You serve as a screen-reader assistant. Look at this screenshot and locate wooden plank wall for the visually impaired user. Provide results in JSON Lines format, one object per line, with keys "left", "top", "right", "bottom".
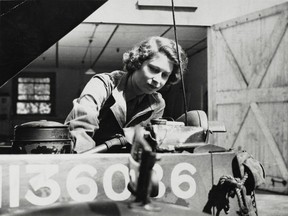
{"left": 208, "top": 2, "right": 288, "bottom": 194}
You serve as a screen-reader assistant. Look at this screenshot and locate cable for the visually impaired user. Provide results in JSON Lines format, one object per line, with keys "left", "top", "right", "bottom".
{"left": 0, "top": 0, "right": 28, "bottom": 17}
{"left": 81, "top": 24, "right": 98, "bottom": 64}
{"left": 171, "top": 0, "right": 188, "bottom": 126}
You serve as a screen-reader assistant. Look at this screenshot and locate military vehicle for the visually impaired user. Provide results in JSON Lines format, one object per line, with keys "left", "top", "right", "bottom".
{"left": 0, "top": 1, "right": 265, "bottom": 215}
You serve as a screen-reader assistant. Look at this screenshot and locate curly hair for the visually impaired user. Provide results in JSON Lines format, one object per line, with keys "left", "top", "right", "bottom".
{"left": 122, "top": 36, "right": 188, "bottom": 85}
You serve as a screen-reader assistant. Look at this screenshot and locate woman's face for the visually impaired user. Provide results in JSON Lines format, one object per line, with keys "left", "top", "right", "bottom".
{"left": 132, "top": 52, "right": 173, "bottom": 94}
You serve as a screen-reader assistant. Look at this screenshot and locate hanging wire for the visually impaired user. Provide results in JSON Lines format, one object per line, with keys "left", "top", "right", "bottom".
{"left": 0, "top": 0, "right": 28, "bottom": 17}
{"left": 81, "top": 24, "right": 98, "bottom": 64}
{"left": 171, "top": 0, "right": 188, "bottom": 126}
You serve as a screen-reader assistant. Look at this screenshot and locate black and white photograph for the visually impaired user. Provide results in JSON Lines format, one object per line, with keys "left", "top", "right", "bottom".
{"left": 0, "top": 0, "right": 287, "bottom": 215}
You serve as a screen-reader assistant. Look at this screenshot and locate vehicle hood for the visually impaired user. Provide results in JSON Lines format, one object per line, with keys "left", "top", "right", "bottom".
{"left": 0, "top": 0, "right": 107, "bottom": 87}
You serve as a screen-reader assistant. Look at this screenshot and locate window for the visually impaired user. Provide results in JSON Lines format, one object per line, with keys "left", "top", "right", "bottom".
{"left": 13, "top": 72, "right": 55, "bottom": 115}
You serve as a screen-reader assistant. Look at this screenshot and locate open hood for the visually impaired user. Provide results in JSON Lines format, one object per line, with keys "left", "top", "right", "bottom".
{"left": 0, "top": 0, "right": 107, "bottom": 87}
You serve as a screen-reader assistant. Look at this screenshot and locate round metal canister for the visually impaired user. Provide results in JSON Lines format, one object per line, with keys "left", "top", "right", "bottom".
{"left": 12, "top": 120, "right": 73, "bottom": 154}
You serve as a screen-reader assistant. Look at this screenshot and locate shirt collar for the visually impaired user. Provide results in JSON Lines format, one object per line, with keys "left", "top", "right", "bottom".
{"left": 109, "top": 73, "right": 159, "bottom": 127}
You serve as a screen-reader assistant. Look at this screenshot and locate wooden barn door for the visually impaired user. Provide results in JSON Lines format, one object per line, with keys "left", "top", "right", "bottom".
{"left": 208, "top": 2, "right": 288, "bottom": 194}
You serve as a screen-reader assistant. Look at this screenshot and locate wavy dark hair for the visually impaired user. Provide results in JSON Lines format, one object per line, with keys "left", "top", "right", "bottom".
{"left": 122, "top": 36, "right": 188, "bottom": 85}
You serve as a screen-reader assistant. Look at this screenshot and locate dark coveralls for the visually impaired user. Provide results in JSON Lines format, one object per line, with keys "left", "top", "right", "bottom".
{"left": 65, "top": 70, "right": 165, "bottom": 153}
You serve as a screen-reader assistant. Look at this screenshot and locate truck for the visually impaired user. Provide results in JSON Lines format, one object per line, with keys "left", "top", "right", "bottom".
{"left": 0, "top": 0, "right": 269, "bottom": 215}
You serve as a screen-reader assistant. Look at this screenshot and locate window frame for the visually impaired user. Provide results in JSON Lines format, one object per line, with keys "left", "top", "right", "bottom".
{"left": 12, "top": 72, "right": 56, "bottom": 116}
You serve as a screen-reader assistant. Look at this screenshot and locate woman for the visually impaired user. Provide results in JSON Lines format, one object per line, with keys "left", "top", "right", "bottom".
{"left": 65, "top": 36, "right": 188, "bottom": 153}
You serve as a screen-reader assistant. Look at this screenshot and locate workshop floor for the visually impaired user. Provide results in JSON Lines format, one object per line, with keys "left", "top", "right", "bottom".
{"left": 255, "top": 190, "right": 288, "bottom": 216}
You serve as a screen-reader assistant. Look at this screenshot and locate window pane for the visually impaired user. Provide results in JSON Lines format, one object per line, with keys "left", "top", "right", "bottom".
{"left": 18, "top": 95, "right": 28, "bottom": 100}
{"left": 35, "top": 78, "right": 50, "bottom": 83}
{"left": 34, "top": 95, "right": 50, "bottom": 100}
{"left": 17, "top": 102, "right": 29, "bottom": 114}
{"left": 18, "top": 77, "right": 34, "bottom": 83}
{"left": 18, "top": 83, "right": 34, "bottom": 94}
{"left": 39, "top": 103, "right": 51, "bottom": 114}
{"left": 34, "top": 84, "right": 50, "bottom": 94}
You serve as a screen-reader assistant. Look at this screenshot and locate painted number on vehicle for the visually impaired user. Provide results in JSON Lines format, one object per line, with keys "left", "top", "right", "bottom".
{"left": 0, "top": 162, "right": 197, "bottom": 208}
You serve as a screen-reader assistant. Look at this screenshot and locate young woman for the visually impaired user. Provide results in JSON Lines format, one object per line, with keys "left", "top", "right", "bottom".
{"left": 65, "top": 36, "right": 188, "bottom": 153}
